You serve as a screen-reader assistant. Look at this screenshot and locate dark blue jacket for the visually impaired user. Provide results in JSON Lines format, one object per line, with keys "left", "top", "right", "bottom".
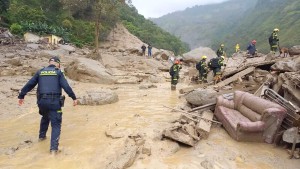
{"left": 247, "top": 43, "right": 256, "bottom": 55}
{"left": 18, "top": 65, "right": 76, "bottom": 100}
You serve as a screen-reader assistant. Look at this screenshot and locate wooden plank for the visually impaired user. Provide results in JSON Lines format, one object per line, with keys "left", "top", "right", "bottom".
{"left": 189, "top": 102, "right": 216, "bottom": 112}
{"left": 216, "top": 66, "right": 255, "bottom": 88}
{"left": 196, "top": 110, "right": 214, "bottom": 139}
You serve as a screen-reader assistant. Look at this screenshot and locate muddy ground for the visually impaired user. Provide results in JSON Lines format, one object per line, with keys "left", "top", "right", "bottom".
{"left": 0, "top": 76, "right": 299, "bottom": 169}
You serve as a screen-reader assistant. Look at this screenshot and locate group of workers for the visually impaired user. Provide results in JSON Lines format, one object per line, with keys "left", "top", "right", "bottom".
{"left": 170, "top": 28, "right": 281, "bottom": 90}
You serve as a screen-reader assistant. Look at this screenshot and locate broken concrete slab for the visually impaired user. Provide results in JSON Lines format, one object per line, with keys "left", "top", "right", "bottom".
{"left": 163, "top": 129, "right": 197, "bottom": 146}
{"left": 215, "top": 67, "right": 255, "bottom": 88}
{"left": 196, "top": 110, "right": 214, "bottom": 139}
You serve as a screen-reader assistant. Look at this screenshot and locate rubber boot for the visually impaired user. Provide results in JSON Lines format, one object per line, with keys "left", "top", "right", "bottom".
{"left": 171, "top": 85, "right": 176, "bottom": 90}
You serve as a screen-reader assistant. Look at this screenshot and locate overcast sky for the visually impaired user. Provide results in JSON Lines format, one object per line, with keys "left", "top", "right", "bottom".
{"left": 131, "top": 0, "right": 228, "bottom": 18}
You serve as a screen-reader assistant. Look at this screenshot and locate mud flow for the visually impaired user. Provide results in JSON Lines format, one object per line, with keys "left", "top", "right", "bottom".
{"left": 1, "top": 81, "right": 299, "bottom": 169}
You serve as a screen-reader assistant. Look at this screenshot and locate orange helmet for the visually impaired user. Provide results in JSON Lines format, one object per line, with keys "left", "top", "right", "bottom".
{"left": 174, "top": 60, "right": 180, "bottom": 64}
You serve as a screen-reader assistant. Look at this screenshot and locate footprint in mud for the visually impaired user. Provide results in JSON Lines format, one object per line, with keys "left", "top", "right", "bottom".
{"left": 5, "top": 139, "right": 33, "bottom": 155}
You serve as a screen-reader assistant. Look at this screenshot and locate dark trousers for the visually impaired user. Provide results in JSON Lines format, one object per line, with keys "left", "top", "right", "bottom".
{"left": 38, "top": 97, "right": 62, "bottom": 151}
{"left": 148, "top": 50, "right": 152, "bottom": 56}
{"left": 199, "top": 69, "right": 207, "bottom": 81}
{"left": 171, "top": 75, "right": 179, "bottom": 85}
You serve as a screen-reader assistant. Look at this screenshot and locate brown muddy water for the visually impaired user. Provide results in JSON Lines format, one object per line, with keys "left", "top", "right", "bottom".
{"left": 0, "top": 81, "right": 299, "bottom": 169}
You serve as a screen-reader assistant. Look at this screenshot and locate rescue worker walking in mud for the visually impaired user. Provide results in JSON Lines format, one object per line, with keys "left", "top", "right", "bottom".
{"left": 216, "top": 44, "right": 226, "bottom": 57}
{"left": 269, "top": 28, "right": 280, "bottom": 54}
{"left": 169, "top": 59, "right": 182, "bottom": 90}
{"left": 196, "top": 56, "right": 208, "bottom": 83}
{"left": 18, "top": 56, "right": 77, "bottom": 155}
{"left": 208, "top": 56, "right": 226, "bottom": 84}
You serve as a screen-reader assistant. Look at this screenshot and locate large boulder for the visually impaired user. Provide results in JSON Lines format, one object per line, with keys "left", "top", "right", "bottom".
{"left": 77, "top": 89, "right": 118, "bottom": 105}
{"left": 271, "top": 56, "right": 300, "bottom": 72}
{"left": 289, "top": 45, "right": 300, "bottom": 56}
{"left": 185, "top": 88, "right": 217, "bottom": 106}
{"left": 183, "top": 47, "right": 217, "bottom": 63}
{"left": 65, "top": 57, "right": 116, "bottom": 84}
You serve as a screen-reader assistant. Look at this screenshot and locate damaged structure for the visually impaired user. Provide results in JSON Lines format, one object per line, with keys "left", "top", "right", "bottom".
{"left": 163, "top": 52, "right": 300, "bottom": 159}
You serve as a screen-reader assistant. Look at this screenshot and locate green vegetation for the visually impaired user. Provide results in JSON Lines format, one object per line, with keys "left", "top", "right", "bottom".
{"left": 0, "top": 0, "right": 189, "bottom": 54}
{"left": 120, "top": 5, "right": 189, "bottom": 55}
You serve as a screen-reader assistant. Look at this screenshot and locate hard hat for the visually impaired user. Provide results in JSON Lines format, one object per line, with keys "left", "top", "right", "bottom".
{"left": 274, "top": 28, "right": 279, "bottom": 32}
{"left": 174, "top": 60, "right": 180, "bottom": 64}
{"left": 202, "top": 55, "right": 207, "bottom": 59}
{"left": 221, "top": 44, "right": 224, "bottom": 47}
{"left": 49, "top": 56, "right": 61, "bottom": 63}
{"left": 252, "top": 40, "right": 257, "bottom": 44}
{"left": 220, "top": 56, "right": 225, "bottom": 59}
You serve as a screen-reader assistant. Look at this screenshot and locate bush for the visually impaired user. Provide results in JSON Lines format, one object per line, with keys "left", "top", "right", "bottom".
{"left": 10, "top": 23, "right": 23, "bottom": 35}
{"left": 62, "top": 19, "right": 72, "bottom": 29}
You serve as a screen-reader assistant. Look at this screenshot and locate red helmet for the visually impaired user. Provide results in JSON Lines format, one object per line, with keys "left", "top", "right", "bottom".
{"left": 252, "top": 40, "right": 257, "bottom": 44}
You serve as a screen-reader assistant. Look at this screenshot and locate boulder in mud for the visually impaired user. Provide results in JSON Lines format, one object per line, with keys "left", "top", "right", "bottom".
{"left": 185, "top": 88, "right": 217, "bottom": 106}
{"left": 139, "top": 83, "right": 157, "bottom": 89}
{"left": 77, "top": 89, "right": 118, "bottom": 106}
{"left": 65, "top": 58, "right": 116, "bottom": 84}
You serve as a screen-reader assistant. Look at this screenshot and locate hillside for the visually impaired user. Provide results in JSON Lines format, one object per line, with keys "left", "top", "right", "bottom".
{"left": 0, "top": 0, "right": 188, "bottom": 54}
{"left": 152, "top": 0, "right": 300, "bottom": 55}
{"left": 224, "top": 0, "right": 300, "bottom": 54}
{"left": 152, "top": 0, "right": 257, "bottom": 50}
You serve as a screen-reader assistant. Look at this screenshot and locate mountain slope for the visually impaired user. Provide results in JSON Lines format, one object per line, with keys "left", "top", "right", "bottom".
{"left": 152, "top": 0, "right": 257, "bottom": 50}
{"left": 152, "top": 0, "right": 300, "bottom": 54}
{"left": 223, "top": 0, "right": 300, "bottom": 54}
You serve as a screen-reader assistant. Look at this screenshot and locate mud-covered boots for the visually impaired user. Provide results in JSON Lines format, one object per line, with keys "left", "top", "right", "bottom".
{"left": 171, "top": 85, "right": 176, "bottom": 90}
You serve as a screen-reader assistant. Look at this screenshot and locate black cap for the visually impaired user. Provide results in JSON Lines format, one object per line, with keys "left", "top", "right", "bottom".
{"left": 49, "top": 56, "right": 60, "bottom": 63}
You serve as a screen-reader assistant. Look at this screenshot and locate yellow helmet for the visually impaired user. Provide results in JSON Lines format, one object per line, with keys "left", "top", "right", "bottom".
{"left": 202, "top": 55, "right": 207, "bottom": 59}
{"left": 274, "top": 28, "right": 279, "bottom": 32}
{"left": 221, "top": 44, "right": 225, "bottom": 47}
{"left": 221, "top": 56, "right": 225, "bottom": 59}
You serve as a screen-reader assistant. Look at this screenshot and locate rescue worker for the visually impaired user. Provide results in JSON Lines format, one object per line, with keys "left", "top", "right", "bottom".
{"left": 170, "top": 59, "right": 182, "bottom": 90}
{"left": 212, "top": 56, "right": 226, "bottom": 83}
{"left": 235, "top": 43, "right": 240, "bottom": 53}
{"left": 247, "top": 40, "right": 257, "bottom": 57}
{"left": 216, "top": 44, "right": 226, "bottom": 57}
{"left": 18, "top": 56, "right": 77, "bottom": 155}
{"left": 269, "top": 28, "right": 279, "bottom": 54}
{"left": 141, "top": 44, "right": 146, "bottom": 56}
{"left": 197, "top": 55, "right": 208, "bottom": 83}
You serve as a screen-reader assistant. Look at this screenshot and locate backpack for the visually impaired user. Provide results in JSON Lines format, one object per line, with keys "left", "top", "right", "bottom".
{"left": 268, "top": 34, "right": 273, "bottom": 44}
{"left": 208, "top": 58, "right": 219, "bottom": 69}
{"left": 169, "top": 65, "right": 175, "bottom": 76}
{"left": 196, "top": 62, "right": 201, "bottom": 70}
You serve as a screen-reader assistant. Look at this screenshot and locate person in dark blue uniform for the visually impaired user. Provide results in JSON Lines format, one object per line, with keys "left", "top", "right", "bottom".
{"left": 18, "top": 56, "right": 77, "bottom": 154}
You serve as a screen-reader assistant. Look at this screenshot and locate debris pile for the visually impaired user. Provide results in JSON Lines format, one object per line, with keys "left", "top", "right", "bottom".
{"left": 162, "top": 110, "right": 218, "bottom": 146}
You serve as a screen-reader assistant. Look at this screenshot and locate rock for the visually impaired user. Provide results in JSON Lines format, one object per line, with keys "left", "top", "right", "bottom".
{"left": 5, "top": 58, "right": 22, "bottom": 66}
{"left": 185, "top": 88, "right": 217, "bottom": 106}
{"left": 163, "top": 128, "right": 196, "bottom": 146}
{"left": 58, "top": 44, "right": 76, "bottom": 53}
{"left": 148, "top": 75, "right": 164, "bottom": 83}
{"left": 5, "top": 53, "right": 15, "bottom": 59}
{"left": 77, "top": 89, "right": 119, "bottom": 105}
{"left": 289, "top": 45, "right": 300, "bottom": 56}
{"left": 139, "top": 84, "right": 157, "bottom": 89}
{"left": 142, "top": 144, "right": 151, "bottom": 156}
{"left": 183, "top": 47, "right": 217, "bottom": 63}
{"left": 271, "top": 57, "right": 300, "bottom": 72}
{"left": 106, "top": 138, "right": 138, "bottom": 169}
{"left": 65, "top": 58, "right": 116, "bottom": 84}
{"left": 283, "top": 127, "right": 300, "bottom": 143}
{"left": 24, "top": 32, "right": 40, "bottom": 43}
{"left": 42, "top": 49, "right": 69, "bottom": 57}
{"left": 26, "top": 44, "right": 41, "bottom": 50}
